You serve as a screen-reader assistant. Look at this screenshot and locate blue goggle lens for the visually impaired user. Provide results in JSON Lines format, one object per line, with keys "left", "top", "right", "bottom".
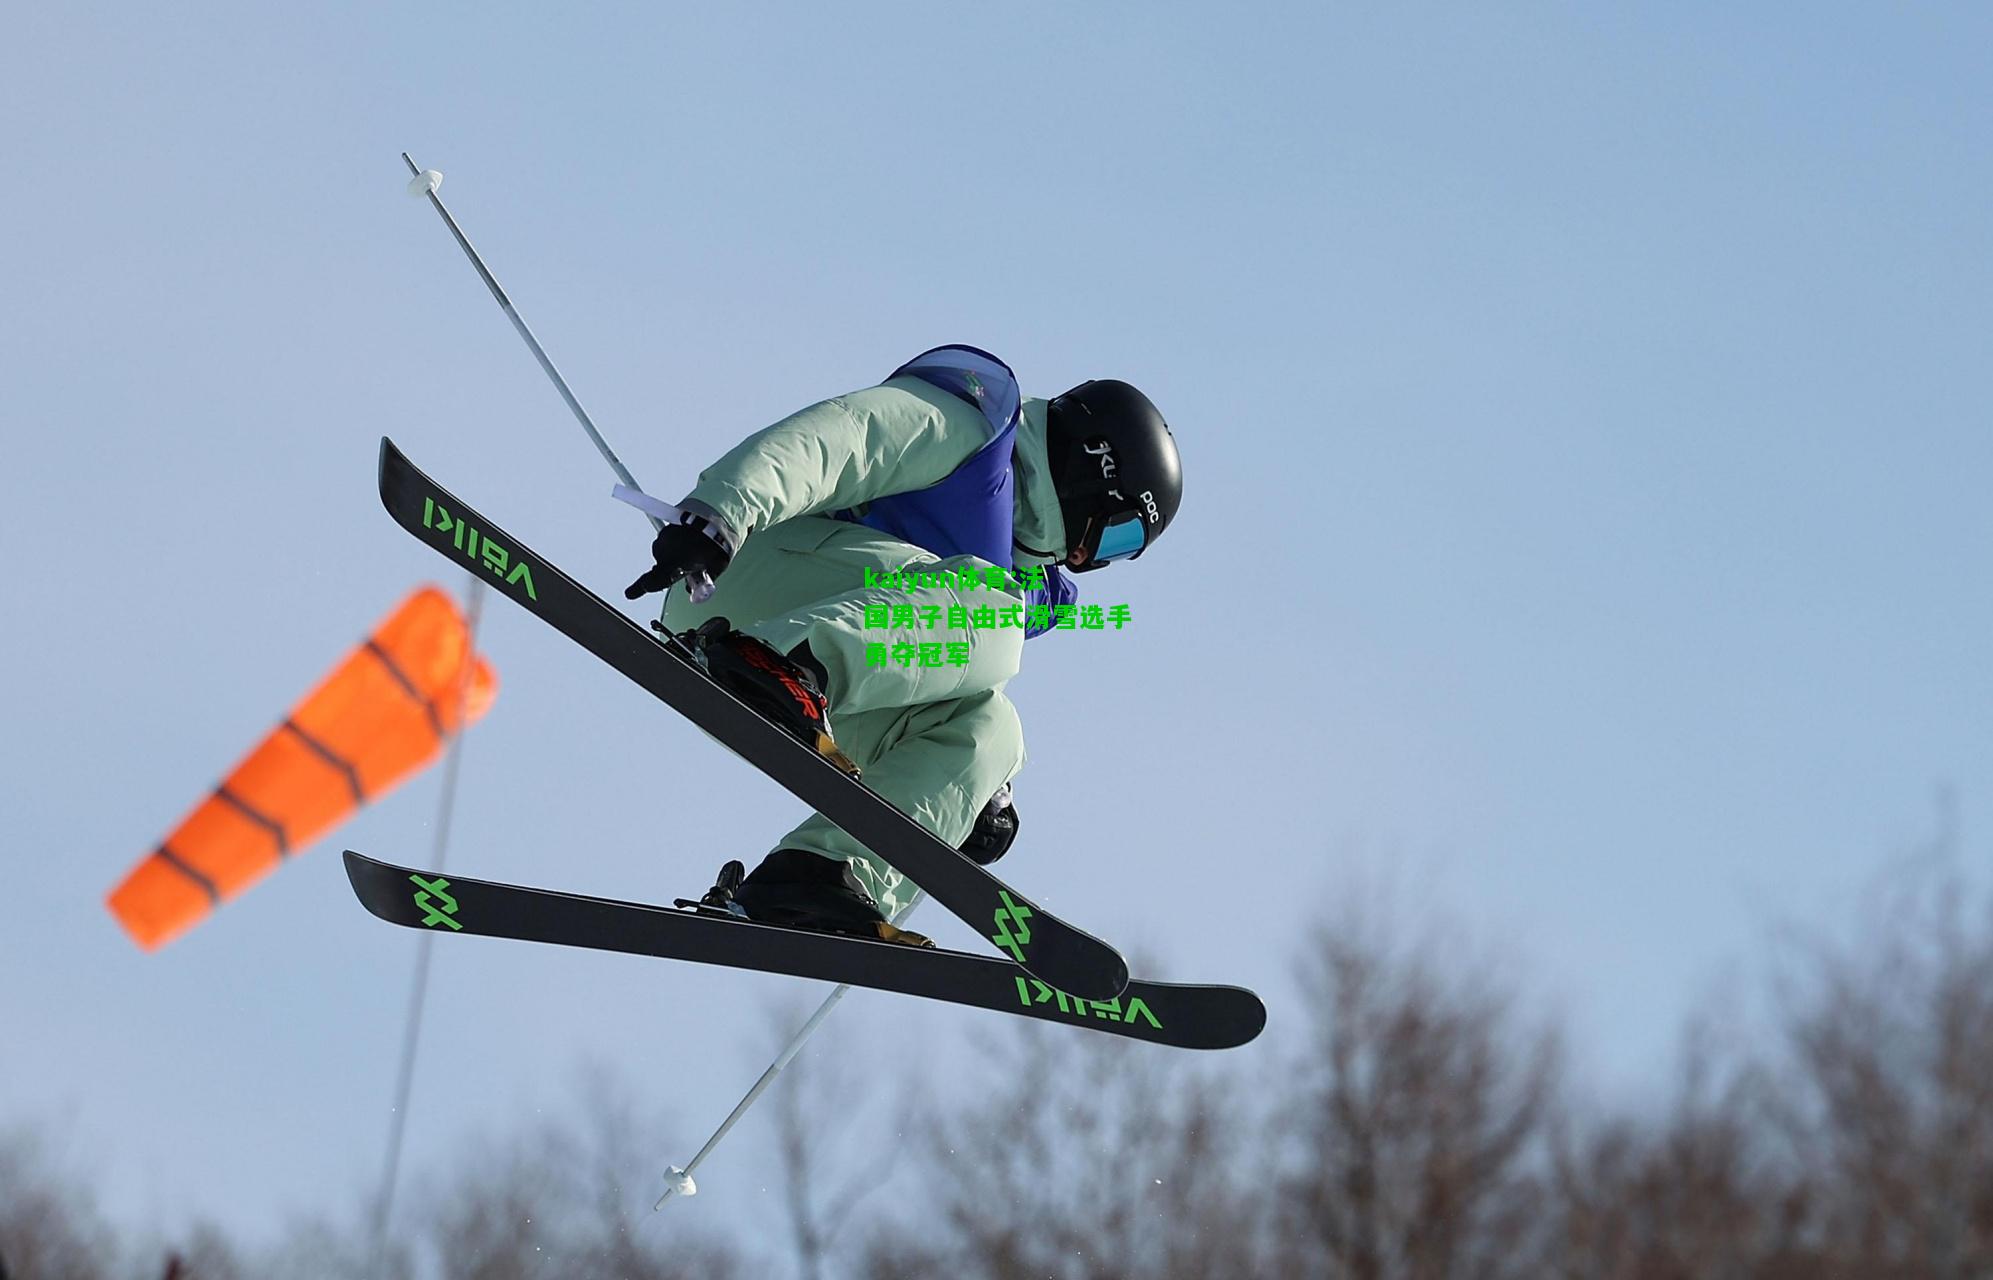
{"left": 1093, "top": 516, "right": 1148, "bottom": 563}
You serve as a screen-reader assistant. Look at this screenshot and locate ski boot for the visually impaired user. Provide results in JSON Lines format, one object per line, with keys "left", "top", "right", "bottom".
{"left": 662, "top": 617, "right": 861, "bottom": 777}
{"left": 679, "top": 858, "right": 750, "bottom": 919}
{"left": 730, "top": 848, "right": 934, "bottom": 948}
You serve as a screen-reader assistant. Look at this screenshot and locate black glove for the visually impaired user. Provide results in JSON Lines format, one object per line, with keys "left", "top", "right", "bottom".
{"left": 961, "top": 786, "right": 1020, "bottom": 865}
{"left": 625, "top": 518, "right": 732, "bottom": 600}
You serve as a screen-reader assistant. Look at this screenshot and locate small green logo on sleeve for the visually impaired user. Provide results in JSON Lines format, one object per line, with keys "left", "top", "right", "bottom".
{"left": 990, "top": 890, "right": 1033, "bottom": 962}
{"left": 423, "top": 496, "right": 538, "bottom": 600}
{"left": 410, "top": 874, "right": 462, "bottom": 930}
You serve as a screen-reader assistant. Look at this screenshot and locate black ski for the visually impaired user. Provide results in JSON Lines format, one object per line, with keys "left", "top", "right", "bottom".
{"left": 344, "top": 852, "right": 1263, "bottom": 1050}
{"left": 377, "top": 437, "right": 1130, "bottom": 999}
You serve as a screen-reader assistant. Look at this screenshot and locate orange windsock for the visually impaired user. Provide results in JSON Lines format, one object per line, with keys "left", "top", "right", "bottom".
{"left": 108, "top": 585, "right": 497, "bottom": 950}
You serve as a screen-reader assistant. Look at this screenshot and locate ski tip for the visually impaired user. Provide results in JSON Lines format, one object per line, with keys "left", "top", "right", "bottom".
{"left": 1237, "top": 989, "right": 1269, "bottom": 1046}
{"left": 341, "top": 849, "right": 415, "bottom": 925}
{"left": 1158, "top": 984, "right": 1267, "bottom": 1051}
{"left": 377, "top": 436, "right": 404, "bottom": 491}
{"left": 1048, "top": 947, "right": 1131, "bottom": 1003}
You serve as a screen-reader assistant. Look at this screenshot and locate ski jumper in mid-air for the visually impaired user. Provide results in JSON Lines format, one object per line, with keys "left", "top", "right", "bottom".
{"left": 625, "top": 346, "right": 1181, "bottom": 945}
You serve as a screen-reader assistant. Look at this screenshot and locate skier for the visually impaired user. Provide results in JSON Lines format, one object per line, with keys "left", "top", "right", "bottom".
{"left": 624, "top": 346, "right": 1181, "bottom": 946}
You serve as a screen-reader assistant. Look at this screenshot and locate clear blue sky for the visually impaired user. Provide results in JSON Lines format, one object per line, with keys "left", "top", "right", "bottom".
{"left": 4, "top": 0, "right": 1988, "bottom": 1264}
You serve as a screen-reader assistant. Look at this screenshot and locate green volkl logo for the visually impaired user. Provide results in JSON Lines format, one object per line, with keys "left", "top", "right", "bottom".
{"left": 422, "top": 496, "right": 539, "bottom": 600}
{"left": 990, "top": 889, "right": 1033, "bottom": 962}
{"left": 410, "top": 874, "right": 462, "bottom": 930}
{"left": 1014, "top": 977, "right": 1162, "bottom": 1029}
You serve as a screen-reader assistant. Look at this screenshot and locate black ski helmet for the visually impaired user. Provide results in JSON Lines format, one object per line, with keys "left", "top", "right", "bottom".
{"left": 1043, "top": 379, "right": 1182, "bottom": 571}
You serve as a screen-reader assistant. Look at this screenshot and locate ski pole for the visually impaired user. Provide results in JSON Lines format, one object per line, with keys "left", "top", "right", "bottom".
{"left": 655, "top": 891, "right": 926, "bottom": 1210}
{"left": 400, "top": 153, "right": 716, "bottom": 600}
{"left": 403, "top": 153, "right": 639, "bottom": 491}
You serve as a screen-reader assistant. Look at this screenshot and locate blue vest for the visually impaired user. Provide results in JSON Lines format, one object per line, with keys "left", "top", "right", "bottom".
{"left": 841, "top": 345, "right": 1076, "bottom": 639}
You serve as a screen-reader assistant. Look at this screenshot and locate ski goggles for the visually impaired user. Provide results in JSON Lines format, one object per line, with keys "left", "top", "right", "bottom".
{"left": 1074, "top": 509, "right": 1148, "bottom": 570}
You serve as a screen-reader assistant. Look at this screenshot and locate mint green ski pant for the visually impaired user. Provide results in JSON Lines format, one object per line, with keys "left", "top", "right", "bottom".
{"left": 661, "top": 515, "right": 1026, "bottom": 918}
